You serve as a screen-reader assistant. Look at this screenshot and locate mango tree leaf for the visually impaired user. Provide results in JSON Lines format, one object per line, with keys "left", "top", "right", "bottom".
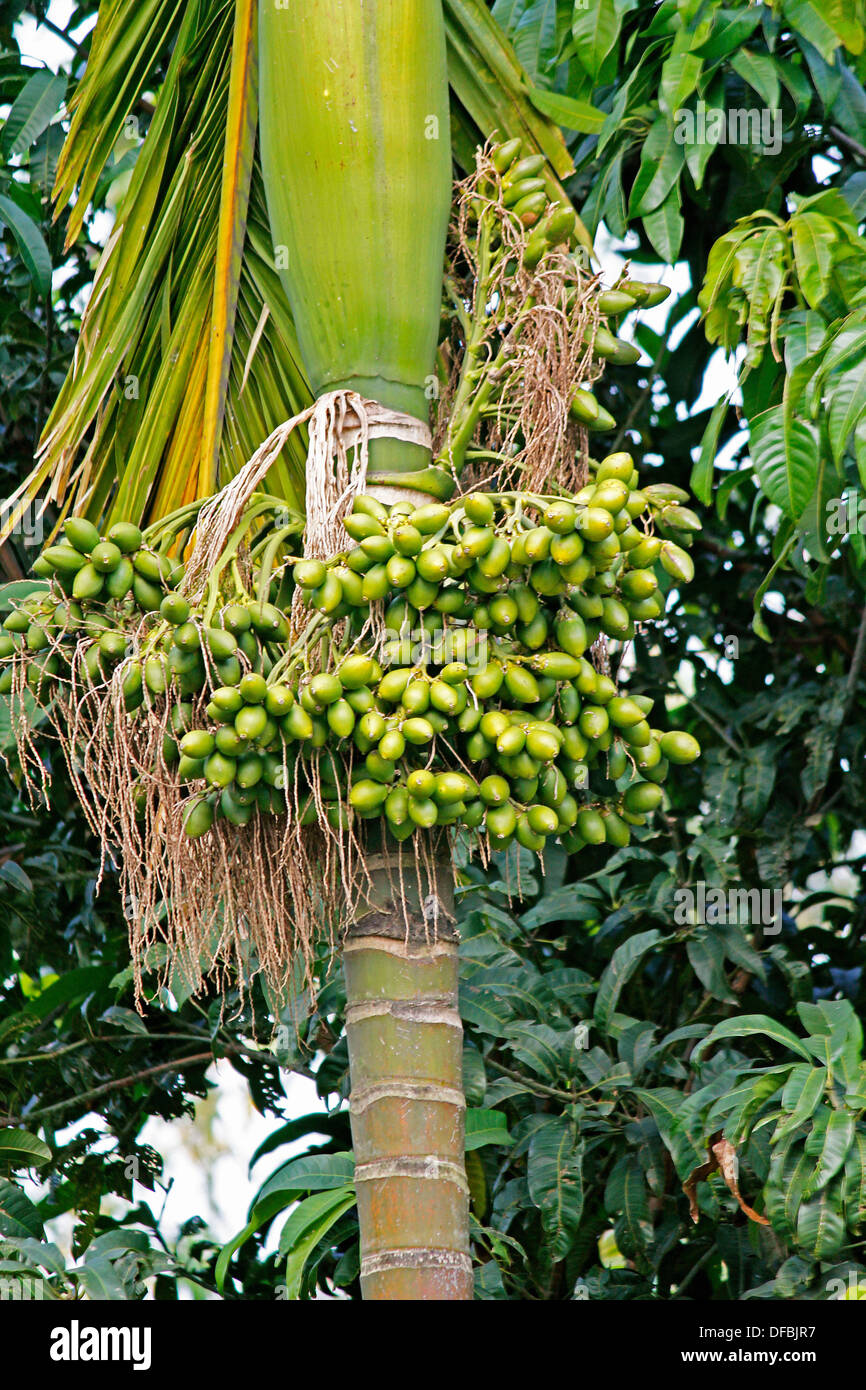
{"left": 643, "top": 185, "right": 684, "bottom": 262}
{"left": 691, "top": 392, "right": 730, "bottom": 504}
{"left": 797, "top": 445, "right": 837, "bottom": 565}
{"left": 740, "top": 744, "right": 779, "bottom": 821}
{"left": 605, "top": 1154, "right": 653, "bottom": 1254}
{"left": 773, "top": 54, "right": 813, "bottom": 114}
{"left": 709, "top": 1073, "right": 787, "bottom": 1143}
{"left": 766, "top": 1135, "right": 811, "bottom": 1238}
{"left": 730, "top": 49, "right": 780, "bottom": 109}
{"left": 526, "top": 1117, "right": 583, "bottom": 1258}
{"left": 255, "top": 1151, "right": 355, "bottom": 1207}
{"left": 784, "top": 0, "right": 846, "bottom": 64}
{"left": 278, "top": 1186, "right": 357, "bottom": 1300}
{"left": 0, "top": 862, "right": 33, "bottom": 895}
{"left": 842, "top": 1132, "right": 866, "bottom": 1224}
{"left": 465, "top": 1108, "right": 514, "bottom": 1151}
{"left": 791, "top": 212, "right": 837, "bottom": 308}
{"left": 520, "top": 884, "right": 603, "bottom": 927}
{"left": 821, "top": 0, "right": 865, "bottom": 51}
{"left": 570, "top": 0, "right": 620, "bottom": 82}
{"left": 840, "top": 171, "right": 866, "bottom": 222}
{"left": 695, "top": 6, "right": 763, "bottom": 60}
{"left": 633, "top": 1088, "right": 706, "bottom": 1179}
{"left": 796, "top": 1189, "right": 847, "bottom": 1258}
{"left": 76, "top": 1252, "right": 128, "bottom": 1301}
{"left": 751, "top": 520, "right": 797, "bottom": 641}
{"left": 796, "top": 998, "right": 862, "bottom": 1050}
{"left": 827, "top": 363, "right": 866, "bottom": 464}
{"left": 505, "top": 1022, "right": 571, "bottom": 1081}
{"left": 750, "top": 403, "right": 819, "bottom": 520}
{"left": 0, "top": 1180, "right": 44, "bottom": 1240}
{"left": 0, "top": 1236, "right": 67, "bottom": 1278}
{"left": 0, "top": 194, "right": 51, "bottom": 296}
{"left": 594, "top": 930, "right": 662, "bottom": 1032}
{"left": 215, "top": 1181, "right": 309, "bottom": 1293}
{"left": 802, "top": 1111, "right": 855, "bottom": 1198}
{"left": 733, "top": 225, "right": 787, "bottom": 363}
{"left": 459, "top": 980, "right": 517, "bottom": 1036}
{"left": 525, "top": 86, "right": 605, "bottom": 132}
{"left": 628, "top": 117, "right": 684, "bottom": 217}
{"left": 0, "top": 1130, "right": 52, "bottom": 1169}
{"left": 686, "top": 930, "right": 738, "bottom": 1003}
{"left": 249, "top": 1112, "right": 347, "bottom": 1172}
{"left": 693, "top": 1014, "right": 813, "bottom": 1062}
{"left": 0, "top": 70, "right": 66, "bottom": 159}
{"left": 659, "top": 52, "right": 702, "bottom": 118}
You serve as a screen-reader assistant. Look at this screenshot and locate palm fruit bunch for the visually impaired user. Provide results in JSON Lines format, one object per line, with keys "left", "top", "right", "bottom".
{"left": 0, "top": 501, "right": 304, "bottom": 837}
{"left": 446, "top": 135, "right": 674, "bottom": 477}
{"left": 1, "top": 445, "right": 701, "bottom": 857}
{"left": 287, "top": 453, "right": 701, "bottom": 854}
{"left": 0, "top": 514, "right": 184, "bottom": 702}
{"left": 568, "top": 274, "right": 674, "bottom": 433}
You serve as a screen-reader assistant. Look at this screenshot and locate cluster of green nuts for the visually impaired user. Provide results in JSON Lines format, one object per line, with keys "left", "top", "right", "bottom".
{"left": 469, "top": 137, "right": 673, "bottom": 435}
{"left": 472, "top": 137, "right": 579, "bottom": 257}
{"left": 283, "top": 452, "right": 701, "bottom": 852}
{"left": 0, "top": 516, "right": 184, "bottom": 699}
{"left": 0, "top": 449, "right": 702, "bottom": 852}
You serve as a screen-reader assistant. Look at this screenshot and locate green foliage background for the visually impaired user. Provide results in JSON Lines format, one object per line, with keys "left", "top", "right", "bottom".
{"left": 1, "top": 0, "right": 866, "bottom": 1301}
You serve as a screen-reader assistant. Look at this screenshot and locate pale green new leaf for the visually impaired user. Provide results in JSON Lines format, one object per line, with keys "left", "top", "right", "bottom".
{"left": 791, "top": 212, "right": 837, "bottom": 308}
{"left": 828, "top": 362, "right": 866, "bottom": 465}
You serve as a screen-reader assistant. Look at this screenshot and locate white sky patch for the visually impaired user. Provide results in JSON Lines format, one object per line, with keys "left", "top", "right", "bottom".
{"left": 15, "top": 0, "right": 95, "bottom": 72}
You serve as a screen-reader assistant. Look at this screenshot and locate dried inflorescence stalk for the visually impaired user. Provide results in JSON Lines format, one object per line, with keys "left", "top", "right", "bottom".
{"left": 445, "top": 144, "right": 604, "bottom": 496}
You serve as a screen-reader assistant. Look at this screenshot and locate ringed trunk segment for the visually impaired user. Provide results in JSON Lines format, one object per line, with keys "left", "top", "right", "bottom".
{"left": 344, "top": 846, "right": 473, "bottom": 1300}
{"left": 258, "top": 0, "right": 453, "bottom": 482}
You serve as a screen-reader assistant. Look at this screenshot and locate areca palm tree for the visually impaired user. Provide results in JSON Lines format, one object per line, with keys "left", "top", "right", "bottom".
{"left": 6, "top": 0, "right": 590, "bottom": 1300}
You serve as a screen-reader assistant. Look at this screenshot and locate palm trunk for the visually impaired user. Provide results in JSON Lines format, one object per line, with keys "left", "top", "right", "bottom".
{"left": 344, "top": 844, "right": 472, "bottom": 1300}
